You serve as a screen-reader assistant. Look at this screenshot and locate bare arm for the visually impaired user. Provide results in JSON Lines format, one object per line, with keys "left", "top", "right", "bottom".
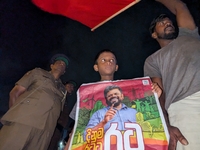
{"left": 90, "top": 108, "right": 116, "bottom": 131}
{"left": 156, "top": 0, "right": 196, "bottom": 30}
{"left": 151, "top": 77, "right": 188, "bottom": 150}
{"left": 151, "top": 77, "right": 169, "bottom": 125}
{"left": 9, "top": 84, "right": 26, "bottom": 108}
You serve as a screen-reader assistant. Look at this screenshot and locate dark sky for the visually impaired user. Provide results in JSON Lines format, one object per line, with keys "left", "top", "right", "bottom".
{"left": 0, "top": 0, "right": 199, "bottom": 114}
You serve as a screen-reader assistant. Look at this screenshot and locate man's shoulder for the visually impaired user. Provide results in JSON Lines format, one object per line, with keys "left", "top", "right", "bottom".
{"left": 127, "top": 107, "right": 137, "bottom": 112}
{"left": 145, "top": 48, "right": 162, "bottom": 62}
{"left": 122, "top": 104, "right": 137, "bottom": 111}
{"left": 33, "top": 67, "right": 46, "bottom": 72}
{"left": 94, "top": 107, "right": 108, "bottom": 114}
{"left": 22, "top": 68, "right": 43, "bottom": 76}
{"left": 123, "top": 104, "right": 137, "bottom": 112}
{"left": 31, "top": 68, "right": 49, "bottom": 75}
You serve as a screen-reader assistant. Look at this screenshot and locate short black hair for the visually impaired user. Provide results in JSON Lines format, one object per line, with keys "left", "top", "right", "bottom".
{"left": 94, "top": 49, "right": 117, "bottom": 64}
{"left": 63, "top": 80, "right": 77, "bottom": 87}
{"left": 104, "top": 85, "right": 122, "bottom": 98}
{"left": 149, "top": 14, "right": 170, "bottom": 35}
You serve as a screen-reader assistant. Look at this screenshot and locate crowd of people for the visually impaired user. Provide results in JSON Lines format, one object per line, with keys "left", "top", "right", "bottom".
{"left": 0, "top": 0, "right": 200, "bottom": 150}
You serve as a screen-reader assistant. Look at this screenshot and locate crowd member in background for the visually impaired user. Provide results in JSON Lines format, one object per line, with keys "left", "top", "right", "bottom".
{"left": 48, "top": 80, "right": 77, "bottom": 150}
{"left": 61, "top": 80, "right": 77, "bottom": 131}
{"left": 144, "top": 0, "right": 200, "bottom": 149}
{"left": 0, "top": 54, "right": 69, "bottom": 150}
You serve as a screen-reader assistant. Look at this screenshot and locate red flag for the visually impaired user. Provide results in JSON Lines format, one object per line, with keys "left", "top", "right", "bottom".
{"left": 32, "top": 0, "right": 140, "bottom": 31}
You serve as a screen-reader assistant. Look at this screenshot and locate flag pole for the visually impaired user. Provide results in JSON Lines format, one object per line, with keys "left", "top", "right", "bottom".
{"left": 91, "top": 0, "right": 141, "bottom": 31}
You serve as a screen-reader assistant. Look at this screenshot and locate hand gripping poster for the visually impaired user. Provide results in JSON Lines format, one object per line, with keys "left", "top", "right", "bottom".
{"left": 68, "top": 77, "right": 169, "bottom": 150}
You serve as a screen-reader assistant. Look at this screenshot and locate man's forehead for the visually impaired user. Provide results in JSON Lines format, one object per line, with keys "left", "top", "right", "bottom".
{"left": 156, "top": 17, "right": 170, "bottom": 23}
{"left": 158, "top": 17, "right": 171, "bottom": 22}
{"left": 55, "top": 59, "right": 66, "bottom": 63}
{"left": 66, "top": 83, "right": 74, "bottom": 86}
{"left": 108, "top": 88, "right": 120, "bottom": 93}
{"left": 98, "top": 52, "right": 116, "bottom": 59}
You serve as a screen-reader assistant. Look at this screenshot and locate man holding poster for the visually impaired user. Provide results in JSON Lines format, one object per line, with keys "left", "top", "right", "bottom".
{"left": 145, "top": 0, "right": 200, "bottom": 149}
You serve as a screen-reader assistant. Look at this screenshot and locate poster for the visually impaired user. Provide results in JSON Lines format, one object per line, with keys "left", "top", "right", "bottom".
{"left": 69, "top": 77, "right": 169, "bottom": 150}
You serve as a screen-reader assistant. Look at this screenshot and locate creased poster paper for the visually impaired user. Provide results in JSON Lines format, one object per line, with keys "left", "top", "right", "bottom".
{"left": 69, "top": 77, "right": 169, "bottom": 150}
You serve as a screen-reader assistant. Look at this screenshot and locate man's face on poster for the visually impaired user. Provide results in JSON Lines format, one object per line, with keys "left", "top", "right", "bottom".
{"left": 106, "top": 88, "right": 124, "bottom": 107}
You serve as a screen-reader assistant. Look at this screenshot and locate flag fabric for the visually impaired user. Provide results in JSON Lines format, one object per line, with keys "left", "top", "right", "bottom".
{"left": 68, "top": 77, "right": 169, "bottom": 150}
{"left": 32, "top": 0, "right": 140, "bottom": 31}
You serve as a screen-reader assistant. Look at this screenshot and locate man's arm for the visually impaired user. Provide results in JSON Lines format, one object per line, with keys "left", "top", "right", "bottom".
{"left": 9, "top": 84, "right": 26, "bottom": 108}
{"left": 156, "top": 0, "right": 196, "bottom": 30}
{"left": 151, "top": 77, "right": 188, "bottom": 150}
{"left": 64, "top": 108, "right": 116, "bottom": 150}
{"left": 90, "top": 108, "right": 116, "bottom": 131}
{"left": 151, "top": 78, "right": 168, "bottom": 125}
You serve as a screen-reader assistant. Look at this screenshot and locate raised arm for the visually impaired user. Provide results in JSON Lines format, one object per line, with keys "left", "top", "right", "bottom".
{"left": 156, "top": 0, "right": 196, "bottom": 30}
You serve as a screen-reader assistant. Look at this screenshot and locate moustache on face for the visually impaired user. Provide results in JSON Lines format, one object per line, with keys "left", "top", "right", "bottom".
{"left": 165, "top": 24, "right": 174, "bottom": 30}
{"left": 106, "top": 96, "right": 120, "bottom": 106}
{"left": 109, "top": 96, "right": 119, "bottom": 101}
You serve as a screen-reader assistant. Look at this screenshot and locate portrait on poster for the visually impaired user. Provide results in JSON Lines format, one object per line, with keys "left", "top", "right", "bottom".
{"left": 69, "top": 77, "right": 169, "bottom": 150}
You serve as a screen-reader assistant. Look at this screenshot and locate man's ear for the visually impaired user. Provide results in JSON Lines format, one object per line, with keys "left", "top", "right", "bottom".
{"left": 50, "top": 64, "right": 53, "bottom": 70}
{"left": 93, "top": 64, "right": 98, "bottom": 71}
{"left": 115, "top": 65, "right": 119, "bottom": 71}
{"left": 121, "top": 94, "right": 124, "bottom": 99}
{"left": 152, "top": 32, "right": 157, "bottom": 39}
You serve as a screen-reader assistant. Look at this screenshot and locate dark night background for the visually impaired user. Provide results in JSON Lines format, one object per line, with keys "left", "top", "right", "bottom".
{"left": 0, "top": 0, "right": 199, "bottom": 117}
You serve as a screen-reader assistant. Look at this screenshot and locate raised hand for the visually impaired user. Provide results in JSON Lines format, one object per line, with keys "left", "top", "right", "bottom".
{"left": 104, "top": 103, "right": 117, "bottom": 123}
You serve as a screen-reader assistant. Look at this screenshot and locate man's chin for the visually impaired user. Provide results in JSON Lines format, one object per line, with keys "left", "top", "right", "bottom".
{"left": 56, "top": 68, "right": 65, "bottom": 73}
{"left": 158, "top": 33, "right": 176, "bottom": 40}
{"left": 110, "top": 100, "right": 117, "bottom": 104}
{"left": 113, "top": 103, "right": 120, "bottom": 107}
{"left": 113, "top": 100, "right": 121, "bottom": 107}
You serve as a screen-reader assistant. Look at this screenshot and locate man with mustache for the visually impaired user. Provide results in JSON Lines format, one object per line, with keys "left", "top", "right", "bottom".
{"left": 144, "top": 0, "right": 200, "bottom": 150}
{"left": 84, "top": 85, "right": 137, "bottom": 135}
{"left": 84, "top": 83, "right": 161, "bottom": 139}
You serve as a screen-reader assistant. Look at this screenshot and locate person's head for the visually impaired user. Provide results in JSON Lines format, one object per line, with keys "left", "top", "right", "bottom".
{"left": 149, "top": 14, "right": 176, "bottom": 40}
{"left": 50, "top": 53, "right": 70, "bottom": 75}
{"left": 93, "top": 49, "right": 118, "bottom": 80}
{"left": 64, "top": 80, "right": 76, "bottom": 94}
{"left": 104, "top": 85, "right": 124, "bottom": 107}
